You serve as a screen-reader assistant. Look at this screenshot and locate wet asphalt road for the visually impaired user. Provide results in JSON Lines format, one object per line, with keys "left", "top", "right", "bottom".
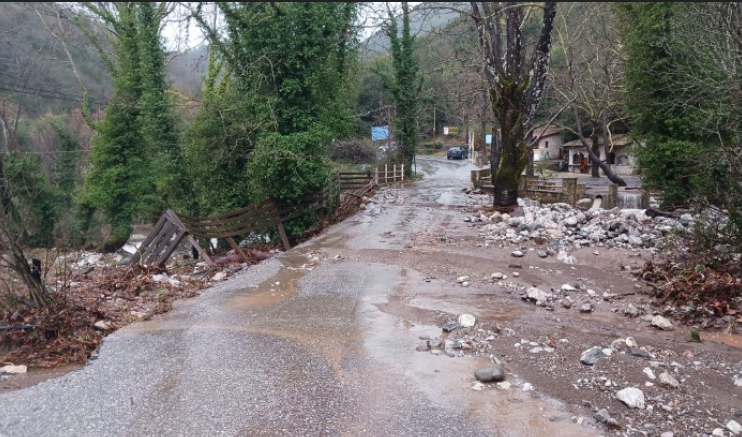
{"left": 0, "top": 158, "right": 597, "bottom": 437}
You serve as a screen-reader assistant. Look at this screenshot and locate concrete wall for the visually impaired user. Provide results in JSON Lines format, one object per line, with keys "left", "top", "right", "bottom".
{"left": 533, "top": 134, "right": 562, "bottom": 161}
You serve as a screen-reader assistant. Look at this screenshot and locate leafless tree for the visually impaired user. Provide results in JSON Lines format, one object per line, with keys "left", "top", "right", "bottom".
{"left": 551, "top": 2, "right": 627, "bottom": 185}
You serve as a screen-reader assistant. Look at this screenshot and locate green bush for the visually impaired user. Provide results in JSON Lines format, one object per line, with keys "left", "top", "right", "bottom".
{"left": 247, "top": 128, "right": 333, "bottom": 239}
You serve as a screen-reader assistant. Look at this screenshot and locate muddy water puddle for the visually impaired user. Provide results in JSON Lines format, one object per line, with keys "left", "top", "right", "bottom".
{"left": 363, "top": 296, "right": 598, "bottom": 437}
{"left": 227, "top": 255, "right": 310, "bottom": 309}
{"left": 704, "top": 331, "right": 742, "bottom": 349}
{"left": 0, "top": 364, "right": 83, "bottom": 393}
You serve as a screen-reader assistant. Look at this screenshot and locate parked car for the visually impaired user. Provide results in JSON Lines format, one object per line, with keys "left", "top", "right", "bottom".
{"left": 447, "top": 146, "right": 469, "bottom": 160}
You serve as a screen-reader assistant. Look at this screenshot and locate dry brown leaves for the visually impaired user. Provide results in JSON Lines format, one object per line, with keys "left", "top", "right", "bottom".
{"left": 640, "top": 260, "right": 741, "bottom": 326}
{"left": 0, "top": 264, "right": 208, "bottom": 368}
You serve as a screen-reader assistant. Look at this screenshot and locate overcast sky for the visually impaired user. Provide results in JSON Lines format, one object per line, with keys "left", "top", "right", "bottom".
{"left": 161, "top": 2, "right": 422, "bottom": 52}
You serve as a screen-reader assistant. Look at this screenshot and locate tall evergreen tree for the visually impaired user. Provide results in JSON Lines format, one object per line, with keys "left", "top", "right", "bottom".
{"left": 384, "top": 2, "right": 421, "bottom": 177}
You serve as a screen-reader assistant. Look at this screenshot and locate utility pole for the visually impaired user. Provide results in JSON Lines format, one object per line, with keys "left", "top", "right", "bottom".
{"left": 432, "top": 107, "right": 436, "bottom": 145}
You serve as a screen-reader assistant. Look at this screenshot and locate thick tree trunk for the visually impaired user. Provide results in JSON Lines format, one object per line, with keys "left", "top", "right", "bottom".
{"left": 491, "top": 86, "right": 528, "bottom": 207}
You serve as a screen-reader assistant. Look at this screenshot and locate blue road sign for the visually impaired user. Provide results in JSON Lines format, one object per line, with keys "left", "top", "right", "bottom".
{"left": 372, "top": 125, "right": 390, "bottom": 141}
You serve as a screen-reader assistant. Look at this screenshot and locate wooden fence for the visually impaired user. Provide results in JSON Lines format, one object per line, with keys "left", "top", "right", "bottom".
{"left": 376, "top": 164, "right": 405, "bottom": 184}
{"left": 131, "top": 171, "right": 375, "bottom": 267}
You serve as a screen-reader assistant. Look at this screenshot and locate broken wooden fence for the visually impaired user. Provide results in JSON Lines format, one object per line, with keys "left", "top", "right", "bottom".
{"left": 131, "top": 169, "right": 390, "bottom": 267}
{"left": 131, "top": 177, "right": 349, "bottom": 268}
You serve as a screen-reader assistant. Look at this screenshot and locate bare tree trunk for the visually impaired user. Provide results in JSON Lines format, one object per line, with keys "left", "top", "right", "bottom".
{"left": 590, "top": 131, "right": 600, "bottom": 177}
{"left": 526, "top": 130, "right": 535, "bottom": 176}
{"left": 601, "top": 108, "right": 612, "bottom": 173}
{"left": 572, "top": 106, "right": 627, "bottom": 186}
{"left": 582, "top": 137, "right": 626, "bottom": 186}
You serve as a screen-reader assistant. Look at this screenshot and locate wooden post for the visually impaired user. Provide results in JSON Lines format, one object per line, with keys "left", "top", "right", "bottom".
{"left": 433, "top": 107, "right": 436, "bottom": 145}
{"left": 401, "top": 165, "right": 404, "bottom": 182}
{"left": 562, "top": 178, "right": 578, "bottom": 206}
{"left": 226, "top": 236, "right": 252, "bottom": 264}
{"left": 276, "top": 223, "right": 291, "bottom": 251}
{"left": 270, "top": 200, "right": 292, "bottom": 251}
{"left": 393, "top": 164, "right": 396, "bottom": 182}
{"left": 385, "top": 164, "right": 388, "bottom": 184}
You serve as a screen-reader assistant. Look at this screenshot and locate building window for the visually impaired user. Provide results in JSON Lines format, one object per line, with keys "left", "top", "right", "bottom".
{"left": 573, "top": 152, "right": 581, "bottom": 164}
{"left": 608, "top": 152, "right": 616, "bottom": 165}
{"left": 545, "top": 141, "right": 549, "bottom": 148}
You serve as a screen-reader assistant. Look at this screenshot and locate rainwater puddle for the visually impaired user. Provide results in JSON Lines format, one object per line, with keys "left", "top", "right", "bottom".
{"left": 227, "top": 255, "right": 309, "bottom": 309}
{"left": 363, "top": 298, "right": 598, "bottom": 437}
{"left": 0, "top": 364, "right": 83, "bottom": 393}
{"left": 704, "top": 332, "right": 742, "bottom": 349}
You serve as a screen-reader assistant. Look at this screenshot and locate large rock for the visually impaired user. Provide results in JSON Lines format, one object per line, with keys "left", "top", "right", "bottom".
{"left": 525, "top": 287, "right": 552, "bottom": 304}
{"left": 564, "top": 216, "right": 579, "bottom": 227}
{"left": 659, "top": 371, "right": 680, "bottom": 388}
{"left": 727, "top": 420, "right": 742, "bottom": 435}
{"left": 474, "top": 365, "right": 506, "bottom": 383}
{"left": 458, "top": 314, "right": 476, "bottom": 328}
{"left": 594, "top": 409, "right": 620, "bottom": 428}
{"left": 507, "top": 217, "right": 522, "bottom": 227}
{"left": 616, "top": 387, "right": 645, "bottom": 409}
{"left": 651, "top": 315, "right": 674, "bottom": 330}
{"left": 580, "top": 347, "right": 605, "bottom": 366}
{"left": 624, "top": 304, "right": 640, "bottom": 318}
{"left": 576, "top": 198, "right": 593, "bottom": 211}
{"left": 0, "top": 365, "right": 27, "bottom": 374}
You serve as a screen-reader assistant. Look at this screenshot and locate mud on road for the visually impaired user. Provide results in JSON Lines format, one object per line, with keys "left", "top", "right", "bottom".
{"left": 313, "top": 157, "right": 742, "bottom": 437}
{"left": 1, "top": 157, "right": 740, "bottom": 437}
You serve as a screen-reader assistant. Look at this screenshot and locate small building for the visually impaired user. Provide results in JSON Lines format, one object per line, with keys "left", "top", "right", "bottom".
{"left": 561, "top": 134, "right": 636, "bottom": 176}
{"left": 531, "top": 125, "right": 563, "bottom": 162}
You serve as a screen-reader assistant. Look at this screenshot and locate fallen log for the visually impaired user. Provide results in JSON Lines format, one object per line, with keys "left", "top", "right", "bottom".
{"left": 644, "top": 208, "right": 684, "bottom": 219}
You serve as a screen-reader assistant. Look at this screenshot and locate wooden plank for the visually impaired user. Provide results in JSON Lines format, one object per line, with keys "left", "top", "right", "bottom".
{"left": 338, "top": 175, "right": 374, "bottom": 180}
{"left": 185, "top": 215, "right": 278, "bottom": 238}
{"left": 186, "top": 220, "right": 277, "bottom": 239}
{"left": 144, "top": 222, "right": 177, "bottom": 265}
{"left": 131, "top": 214, "right": 168, "bottom": 265}
{"left": 270, "top": 200, "right": 292, "bottom": 251}
{"left": 180, "top": 205, "right": 277, "bottom": 227}
{"left": 155, "top": 228, "right": 188, "bottom": 267}
{"left": 187, "top": 234, "right": 212, "bottom": 265}
{"left": 140, "top": 221, "right": 174, "bottom": 265}
{"left": 179, "top": 199, "right": 274, "bottom": 222}
{"left": 163, "top": 210, "right": 213, "bottom": 265}
{"left": 226, "top": 236, "right": 252, "bottom": 264}
{"left": 277, "top": 222, "right": 291, "bottom": 251}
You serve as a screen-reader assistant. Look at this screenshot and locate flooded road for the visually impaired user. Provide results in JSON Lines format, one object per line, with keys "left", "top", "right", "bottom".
{"left": 0, "top": 158, "right": 602, "bottom": 436}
